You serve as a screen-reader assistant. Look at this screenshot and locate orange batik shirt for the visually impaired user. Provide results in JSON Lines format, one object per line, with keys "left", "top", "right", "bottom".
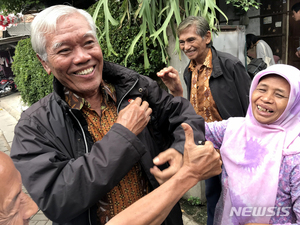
{"left": 189, "top": 49, "right": 222, "bottom": 122}
{"left": 65, "top": 81, "right": 148, "bottom": 225}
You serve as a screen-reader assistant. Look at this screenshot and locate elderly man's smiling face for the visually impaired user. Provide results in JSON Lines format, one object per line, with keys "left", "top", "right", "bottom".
{"left": 0, "top": 152, "right": 38, "bottom": 225}
{"left": 39, "top": 12, "right": 103, "bottom": 99}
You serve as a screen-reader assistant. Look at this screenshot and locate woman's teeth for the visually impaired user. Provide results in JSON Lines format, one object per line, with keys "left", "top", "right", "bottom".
{"left": 257, "top": 105, "right": 272, "bottom": 113}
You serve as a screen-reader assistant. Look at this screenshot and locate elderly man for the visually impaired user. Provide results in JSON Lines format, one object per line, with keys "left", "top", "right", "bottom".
{"left": 10, "top": 5, "right": 219, "bottom": 225}
{"left": 0, "top": 151, "right": 38, "bottom": 225}
{"left": 156, "top": 16, "right": 251, "bottom": 225}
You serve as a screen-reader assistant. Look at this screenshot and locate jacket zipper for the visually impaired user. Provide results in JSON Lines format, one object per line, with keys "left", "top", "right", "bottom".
{"left": 68, "top": 109, "right": 92, "bottom": 225}
{"left": 117, "top": 78, "right": 139, "bottom": 113}
{"left": 67, "top": 77, "right": 138, "bottom": 225}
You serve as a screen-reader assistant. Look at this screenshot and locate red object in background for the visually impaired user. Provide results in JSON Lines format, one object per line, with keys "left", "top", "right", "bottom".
{"left": 0, "top": 14, "right": 22, "bottom": 30}
{"left": 0, "top": 75, "right": 17, "bottom": 96}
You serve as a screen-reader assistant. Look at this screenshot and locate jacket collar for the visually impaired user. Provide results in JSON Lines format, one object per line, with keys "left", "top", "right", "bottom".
{"left": 210, "top": 46, "right": 223, "bottom": 78}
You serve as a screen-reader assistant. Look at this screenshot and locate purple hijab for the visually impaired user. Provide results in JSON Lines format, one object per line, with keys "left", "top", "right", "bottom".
{"left": 219, "top": 64, "right": 300, "bottom": 224}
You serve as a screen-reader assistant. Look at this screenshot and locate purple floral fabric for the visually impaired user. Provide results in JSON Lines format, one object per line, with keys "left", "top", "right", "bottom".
{"left": 205, "top": 121, "right": 300, "bottom": 225}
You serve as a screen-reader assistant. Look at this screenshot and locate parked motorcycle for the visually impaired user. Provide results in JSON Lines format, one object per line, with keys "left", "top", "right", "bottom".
{"left": 0, "top": 75, "right": 17, "bottom": 96}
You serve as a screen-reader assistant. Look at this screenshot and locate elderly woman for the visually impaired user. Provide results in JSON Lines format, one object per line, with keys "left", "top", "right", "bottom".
{"left": 205, "top": 64, "right": 300, "bottom": 224}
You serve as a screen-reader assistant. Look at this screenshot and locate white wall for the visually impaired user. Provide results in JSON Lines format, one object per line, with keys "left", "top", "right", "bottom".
{"left": 218, "top": 1, "right": 261, "bottom": 35}
{"left": 213, "top": 26, "right": 246, "bottom": 66}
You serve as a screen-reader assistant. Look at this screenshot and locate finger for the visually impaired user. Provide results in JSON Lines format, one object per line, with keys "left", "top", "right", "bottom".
{"left": 132, "top": 97, "right": 142, "bottom": 105}
{"left": 153, "top": 151, "right": 172, "bottom": 166}
{"left": 140, "top": 100, "right": 149, "bottom": 111}
{"left": 150, "top": 166, "right": 161, "bottom": 175}
{"left": 181, "top": 123, "right": 195, "bottom": 147}
{"left": 157, "top": 67, "right": 169, "bottom": 75}
{"left": 156, "top": 167, "right": 177, "bottom": 181}
{"left": 150, "top": 166, "right": 175, "bottom": 184}
{"left": 150, "top": 166, "right": 163, "bottom": 183}
{"left": 168, "top": 72, "right": 177, "bottom": 78}
{"left": 145, "top": 107, "right": 152, "bottom": 117}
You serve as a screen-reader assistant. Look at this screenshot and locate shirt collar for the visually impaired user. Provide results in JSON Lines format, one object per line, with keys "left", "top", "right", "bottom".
{"left": 188, "top": 48, "right": 213, "bottom": 72}
{"left": 64, "top": 80, "right": 117, "bottom": 110}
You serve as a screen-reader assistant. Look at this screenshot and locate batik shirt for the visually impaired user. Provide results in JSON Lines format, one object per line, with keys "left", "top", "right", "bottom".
{"left": 189, "top": 48, "right": 222, "bottom": 122}
{"left": 65, "top": 82, "right": 148, "bottom": 225}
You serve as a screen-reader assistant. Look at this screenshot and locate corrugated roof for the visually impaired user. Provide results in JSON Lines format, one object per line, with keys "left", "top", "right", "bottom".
{"left": 0, "top": 35, "right": 29, "bottom": 45}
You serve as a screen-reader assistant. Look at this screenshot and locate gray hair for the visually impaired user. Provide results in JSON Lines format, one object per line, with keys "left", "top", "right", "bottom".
{"left": 177, "top": 16, "right": 212, "bottom": 47}
{"left": 31, "top": 5, "right": 97, "bottom": 61}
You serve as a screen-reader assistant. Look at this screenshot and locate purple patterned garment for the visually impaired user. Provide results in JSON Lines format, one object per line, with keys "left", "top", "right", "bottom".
{"left": 205, "top": 120, "right": 300, "bottom": 225}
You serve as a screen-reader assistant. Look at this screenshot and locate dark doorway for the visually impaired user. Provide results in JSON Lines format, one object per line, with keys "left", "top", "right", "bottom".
{"left": 260, "top": 0, "right": 287, "bottom": 65}
{"left": 288, "top": 0, "right": 300, "bottom": 69}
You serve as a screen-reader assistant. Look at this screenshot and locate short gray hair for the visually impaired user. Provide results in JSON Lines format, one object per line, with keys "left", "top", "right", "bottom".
{"left": 177, "top": 16, "right": 212, "bottom": 47}
{"left": 31, "top": 5, "right": 97, "bottom": 61}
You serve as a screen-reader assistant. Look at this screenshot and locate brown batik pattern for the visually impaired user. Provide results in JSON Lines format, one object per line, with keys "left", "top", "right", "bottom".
{"left": 64, "top": 83, "right": 148, "bottom": 225}
{"left": 189, "top": 49, "right": 222, "bottom": 122}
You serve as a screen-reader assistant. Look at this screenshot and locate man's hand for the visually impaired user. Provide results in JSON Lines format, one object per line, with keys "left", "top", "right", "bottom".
{"left": 116, "top": 97, "right": 152, "bottom": 135}
{"left": 150, "top": 148, "right": 183, "bottom": 185}
{"left": 181, "top": 123, "right": 222, "bottom": 182}
{"left": 157, "top": 66, "right": 184, "bottom": 97}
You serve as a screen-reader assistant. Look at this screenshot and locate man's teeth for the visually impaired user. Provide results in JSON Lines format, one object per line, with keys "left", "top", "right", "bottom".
{"left": 257, "top": 105, "right": 272, "bottom": 113}
{"left": 76, "top": 67, "right": 93, "bottom": 75}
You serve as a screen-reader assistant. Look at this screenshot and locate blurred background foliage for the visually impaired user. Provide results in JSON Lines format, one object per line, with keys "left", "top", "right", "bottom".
{"left": 12, "top": 38, "right": 53, "bottom": 105}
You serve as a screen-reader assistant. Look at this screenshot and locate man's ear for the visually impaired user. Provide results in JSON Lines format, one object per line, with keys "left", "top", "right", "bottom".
{"left": 36, "top": 54, "right": 51, "bottom": 75}
{"left": 205, "top": 31, "right": 212, "bottom": 45}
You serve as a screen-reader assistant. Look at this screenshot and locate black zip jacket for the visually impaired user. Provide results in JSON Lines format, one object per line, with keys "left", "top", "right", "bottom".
{"left": 184, "top": 47, "right": 251, "bottom": 119}
{"left": 11, "top": 61, "right": 205, "bottom": 225}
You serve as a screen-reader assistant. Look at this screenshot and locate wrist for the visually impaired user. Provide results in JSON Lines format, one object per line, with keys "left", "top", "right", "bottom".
{"left": 170, "top": 89, "right": 183, "bottom": 97}
{"left": 173, "top": 165, "right": 200, "bottom": 189}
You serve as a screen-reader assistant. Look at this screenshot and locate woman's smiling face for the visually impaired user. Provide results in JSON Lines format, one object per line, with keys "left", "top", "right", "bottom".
{"left": 251, "top": 75, "right": 290, "bottom": 124}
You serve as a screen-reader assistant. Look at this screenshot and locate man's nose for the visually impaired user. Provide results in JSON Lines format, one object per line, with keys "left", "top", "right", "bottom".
{"left": 73, "top": 48, "right": 91, "bottom": 64}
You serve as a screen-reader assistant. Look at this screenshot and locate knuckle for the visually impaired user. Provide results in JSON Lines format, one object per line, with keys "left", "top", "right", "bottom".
{"left": 185, "top": 142, "right": 194, "bottom": 149}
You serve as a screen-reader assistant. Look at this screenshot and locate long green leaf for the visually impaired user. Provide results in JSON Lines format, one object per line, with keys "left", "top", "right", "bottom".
{"left": 150, "top": 6, "right": 174, "bottom": 45}
{"left": 142, "top": 21, "right": 150, "bottom": 69}
{"left": 124, "top": 29, "right": 143, "bottom": 67}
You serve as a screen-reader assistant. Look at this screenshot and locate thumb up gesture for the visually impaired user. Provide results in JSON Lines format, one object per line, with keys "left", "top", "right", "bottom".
{"left": 181, "top": 123, "right": 222, "bottom": 182}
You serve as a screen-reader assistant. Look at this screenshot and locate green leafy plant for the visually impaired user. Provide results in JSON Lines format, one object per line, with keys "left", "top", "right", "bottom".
{"left": 226, "top": 0, "right": 261, "bottom": 12}
{"left": 187, "top": 196, "right": 204, "bottom": 206}
{"left": 87, "top": 1, "right": 167, "bottom": 83}
{"left": 0, "top": 0, "right": 39, "bottom": 15}
{"left": 92, "top": 0, "right": 228, "bottom": 69}
{"left": 11, "top": 38, "right": 53, "bottom": 105}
